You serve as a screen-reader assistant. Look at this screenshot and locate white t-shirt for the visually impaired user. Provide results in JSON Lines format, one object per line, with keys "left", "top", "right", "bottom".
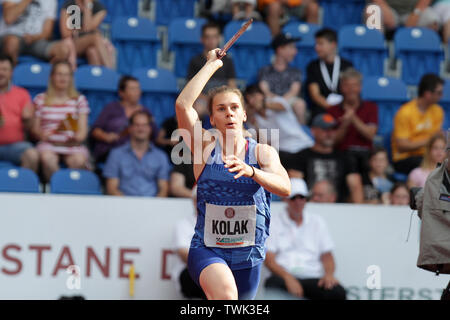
{"left": 170, "top": 212, "right": 196, "bottom": 293}
{"left": 255, "top": 96, "right": 314, "bottom": 154}
{"left": 266, "top": 209, "right": 334, "bottom": 279}
{"left": 0, "top": 0, "right": 57, "bottom": 36}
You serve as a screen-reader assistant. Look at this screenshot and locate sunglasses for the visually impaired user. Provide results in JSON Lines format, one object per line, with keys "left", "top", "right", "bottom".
{"left": 290, "top": 194, "right": 307, "bottom": 201}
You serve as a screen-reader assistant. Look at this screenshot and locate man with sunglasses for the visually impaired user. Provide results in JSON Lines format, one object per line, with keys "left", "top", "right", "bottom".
{"left": 392, "top": 73, "right": 445, "bottom": 175}
{"left": 264, "top": 178, "right": 346, "bottom": 300}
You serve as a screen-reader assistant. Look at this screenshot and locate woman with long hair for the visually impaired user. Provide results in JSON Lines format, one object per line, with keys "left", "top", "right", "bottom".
{"left": 175, "top": 49, "right": 291, "bottom": 300}
{"left": 32, "top": 61, "right": 90, "bottom": 182}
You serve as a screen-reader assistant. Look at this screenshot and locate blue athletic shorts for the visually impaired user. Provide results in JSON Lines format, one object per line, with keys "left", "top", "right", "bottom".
{"left": 188, "top": 246, "right": 262, "bottom": 300}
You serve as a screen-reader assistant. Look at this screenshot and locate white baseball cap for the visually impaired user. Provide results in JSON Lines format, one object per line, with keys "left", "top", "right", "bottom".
{"left": 289, "top": 178, "right": 309, "bottom": 198}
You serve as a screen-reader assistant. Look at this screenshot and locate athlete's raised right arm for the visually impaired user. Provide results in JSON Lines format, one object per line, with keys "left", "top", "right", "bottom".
{"left": 175, "top": 49, "right": 223, "bottom": 151}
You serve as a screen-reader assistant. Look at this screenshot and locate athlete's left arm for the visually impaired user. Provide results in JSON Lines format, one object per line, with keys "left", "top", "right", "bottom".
{"left": 224, "top": 143, "right": 291, "bottom": 197}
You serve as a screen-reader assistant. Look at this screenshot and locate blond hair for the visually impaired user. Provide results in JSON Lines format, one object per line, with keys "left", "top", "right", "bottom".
{"left": 207, "top": 85, "right": 245, "bottom": 115}
{"left": 44, "top": 61, "right": 80, "bottom": 105}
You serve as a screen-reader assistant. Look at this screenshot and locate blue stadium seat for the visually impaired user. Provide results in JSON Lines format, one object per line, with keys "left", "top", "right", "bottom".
{"left": 12, "top": 62, "right": 51, "bottom": 98}
{"left": 111, "top": 17, "right": 160, "bottom": 75}
{"left": 100, "top": 0, "right": 139, "bottom": 24}
{"left": 155, "top": 0, "right": 197, "bottom": 26}
{"left": 0, "top": 161, "right": 15, "bottom": 169}
{"left": 319, "top": 0, "right": 366, "bottom": 30}
{"left": 0, "top": 168, "right": 40, "bottom": 193}
{"left": 50, "top": 169, "right": 102, "bottom": 195}
{"left": 440, "top": 80, "right": 450, "bottom": 130}
{"left": 132, "top": 68, "right": 178, "bottom": 126}
{"left": 338, "top": 25, "right": 387, "bottom": 77}
{"left": 168, "top": 18, "right": 207, "bottom": 78}
{"left": 282, "top": 22, "right": 319, "bottom": 73}
{"left": 394, "top": 27, "right": 443, "bottom": 86}
{"left": 223, "top": 20, "right": 272, "bottom": 84}
{"left": 362, "top": 76, "right": 409, "bottom": 159}
{"left": 74, "top": 66, "right": 120, "bottom": 126}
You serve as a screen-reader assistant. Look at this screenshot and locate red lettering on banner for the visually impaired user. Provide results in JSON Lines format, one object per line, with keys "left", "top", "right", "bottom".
{"left": 161, "top": 249, "right": 174, "bottom": 280}
{"left": 119, "top": 248, "right": 140, "bottom": 279}
{"left": 52, "top": 246, "right": 75, "bottom": 276}
{"left": 1, "top": 244, "right": 22, "bottom": 275}
{"left": 86, "top": 247, "right": 110, "bottom": 278}
{"left": 29, "top": 245, "right": 51, "bottom": 276}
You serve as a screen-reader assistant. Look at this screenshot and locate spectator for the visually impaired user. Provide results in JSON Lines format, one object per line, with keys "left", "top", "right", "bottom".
{"left": 363, "top": 147, "right": 394, "bottom": 204}
{"left": 328, "top": 68, "right": 378, "bottom": 175}
{"left": 32, "top": 61, "right": 90, "bottom": 182}
{"left": 432, "top": 0, "right": 450, "bottom": 43}
{"left": 103, "top": 110, "right": 170, "bottom": 197}
{"left": 306, "top": 28, "right": 353, "bottom": 121}
{"left": 407, "top": 132, "right": 447, "bottom": 188}
{"left": 310, "top": 180, "right": 337, "bottom": 203}
{"left": 0, "top": 54, "right": 38, "bottom": 171}
{"left": 169, "top": 148, "right": 195, "bottom": 198}
{"left": 258, "top": 0, "right": 319, "bottom": 36}
{"left": 60, "top": 0, "right": 116, "bottom": 69}
{"left": 286, "top": 114, "right": 364, "bottom": 203}
{"left": 0, "top": 0, "right": 71, "bottom": 66}
{"left": 264, "top": 178, "right": 346, "bottom": 300}
{"left": 367, "top": 0, "right": 439, "bottom": 32}
{"left": 170, "top": 186, "right": 206, "bottom": 299}
{"left": 231, "top": 0, "right": 262, "bottom": 20}
{"left": 392, "top": 73, "right": 444, "bottom": 175}
{"left": 389, "top": 182, "right": 410, "bottom": 205}
{"left": 90, "top": 75, "right": 157, "bottom": 164}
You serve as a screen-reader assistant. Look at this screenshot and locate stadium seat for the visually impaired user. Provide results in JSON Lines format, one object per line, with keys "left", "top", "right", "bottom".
{"left": 111, "top": 17, "right": 160, "bottom": 75}
{"left": 50, "top": 169, "right": 102, "bottom": 195}
{"left": 394, "top": 27, "right": 444, "bottom": 86}
{"left": 12, "top": 62, "right": 51, "bottom": 98}
{"left": 362, "top": 76, "right": 409, "bottom": 158}
{"left": 440, "top": 80, "right": 450, "bottom": 130}
{"left": 168, "top": 18, "right": 207, "bottom": 78}
{"left": 0, "top": 168, "right": 40, "bottom": 193}
{"left": 0, "top": 161, "right": 15, "bottom": 168}
{"left": 132, "top": 68, "right": 178, "bottom": 126}
{"left": 338, "top": 25, "right": 387, "bottom": 77}
{"left": 74, "top": 66, "right": 120, "bottom": 126}
{"left": 100, "top": 0, "right": 139, "bottom": 24}
{"left": 154, "top": 0, "right": 197, "bottom": 26}
{"left": 319, "top": 0, "right": 366, "bottom": 30}
{"left": 223, "top": 20, "right": 272, "bottom": 84}
{"left": 282, "top": 22, "right": 319, "bottom": 73}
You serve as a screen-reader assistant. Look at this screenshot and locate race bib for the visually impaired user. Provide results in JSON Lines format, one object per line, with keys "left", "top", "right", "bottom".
{"left": 204, "top": 203, "right": 256, "bottom": 248}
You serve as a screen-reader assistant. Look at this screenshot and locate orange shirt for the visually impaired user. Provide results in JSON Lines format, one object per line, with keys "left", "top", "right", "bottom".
{"left": 258, "top": 0, "right": 302, "bottom": 9}
{"left": 0, "top": 86, "right": 32, "bottom": 145}
{"left": 392, "top": 99, "right": 444, "bottom": 162}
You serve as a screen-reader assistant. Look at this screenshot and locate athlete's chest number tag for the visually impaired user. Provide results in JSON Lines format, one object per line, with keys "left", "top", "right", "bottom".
{"left": 204, "top": 203, "right": 257, "bottom": 248}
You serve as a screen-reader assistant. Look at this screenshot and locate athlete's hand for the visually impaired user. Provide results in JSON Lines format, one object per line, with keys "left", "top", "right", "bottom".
{"left": 223, "top": 155, "right": 253, "bottom": 179}
{"left": 206, "top": 49, "right": 224, "bottom": 68}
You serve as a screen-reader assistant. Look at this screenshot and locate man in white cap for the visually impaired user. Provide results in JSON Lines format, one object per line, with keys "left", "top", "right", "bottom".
{"left": 264, "top": 178, "right": 346, "bottom": 300}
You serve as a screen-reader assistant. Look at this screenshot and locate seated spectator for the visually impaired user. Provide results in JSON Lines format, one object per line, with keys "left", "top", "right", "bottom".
{"left": 0, "top": 0, "right": 72, "bottom": 66}
{"left": 264, "top": 178, "right": 346, "bottom": 300}
{"left": 367, "top": 0, "right": 439, "bottom": 32}
{"left": 91, "top": 75, "right": 157, "bottom": 164}
{"left": 306, "top": 28, "right": 353, "bottom": 122}
{"left": 231, "top": 0, "right": 262, "bottom": 20}
{"left": 310, "top": 180, "right": 337, "bottom": 203}
{"left": 169, "top": 151, "right": 195, "bottom": 198}
{"left": 407, "top": 132, "right": 447, "bottom": 189}
{"left": 258, "top": 0, "right": 319, "bottom": 36}
{"left": 170, "top": 186, "right": 206, "bottom": 299}
{"left": 392, "top": 73, "right": 444, "bottom": 175}
{"left": 328, "top": 68, "right": 378, "bottom": 175}
{"left": 389, "top": 182, "right": 410, "bottom": 205}
{"left": 432, "top": 0, "right": 450, "bottom": 43}
{"left": 286, "top": 114, "right": 364, "bottom": 203}
{"left": 244, "top": 83, "right": 313, "bottom": 154}
{"left": 363, "top": 147, "right": 394, "bottom": 205}
{"left": 0, "top": 54, "right": 38, "bottom": 171}
{"left": 32, "top": 61, "right": 90, "bottom": 182}
{"left": 60, "top": 0, "right": 116, "bottom": 69}
{"left": 103, "top": 110, "right": 170, "bottom": 197}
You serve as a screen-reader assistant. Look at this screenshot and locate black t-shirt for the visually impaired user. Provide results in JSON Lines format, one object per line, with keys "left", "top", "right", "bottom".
{"left": 172, "top": 162, "right": 195, "bottom": 190}
{"left": 305, "top": 57, "right": 353, "bottom": 118}
{"left": 187, "top": 53, "right": 236, "bottom": 92}
{"left": 291, "top": 148, "right": 359, "bottom": 203}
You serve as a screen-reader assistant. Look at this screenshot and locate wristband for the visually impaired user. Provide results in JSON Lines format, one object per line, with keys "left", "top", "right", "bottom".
{"left": 250, "top": 166, "right": 255, "bottom": 178}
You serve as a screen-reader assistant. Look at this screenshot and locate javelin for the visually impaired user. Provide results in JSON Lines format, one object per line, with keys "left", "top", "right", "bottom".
{"left": 216, "top": 18, "right": 253, "bottom": 59}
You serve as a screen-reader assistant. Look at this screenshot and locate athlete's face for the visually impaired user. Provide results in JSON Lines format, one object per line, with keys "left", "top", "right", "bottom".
{"left": 210, "top": 91, "right": 247, "bottom": 136}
